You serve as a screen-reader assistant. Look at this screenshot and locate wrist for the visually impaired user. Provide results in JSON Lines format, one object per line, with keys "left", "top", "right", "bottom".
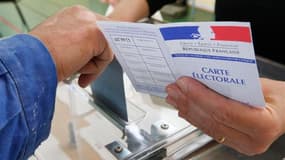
{"left": 28, "top": 32, "right": 61, "bottom": 81}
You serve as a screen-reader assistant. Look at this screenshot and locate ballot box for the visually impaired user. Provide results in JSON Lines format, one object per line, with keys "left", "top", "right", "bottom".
{"left": 79, "top": 58, "right": 212, "bottom": 160}
{"left": 58, "top": 55, "right": 213, "bottom": 160}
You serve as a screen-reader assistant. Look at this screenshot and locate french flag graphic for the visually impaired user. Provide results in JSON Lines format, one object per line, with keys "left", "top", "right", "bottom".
{"left": 160, "top": 25, "right": 252, "bottom": 43}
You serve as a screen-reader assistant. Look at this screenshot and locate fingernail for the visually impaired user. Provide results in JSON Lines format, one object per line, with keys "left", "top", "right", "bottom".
{"left": 177, "top": 78, "right": 189, "bottom": 93}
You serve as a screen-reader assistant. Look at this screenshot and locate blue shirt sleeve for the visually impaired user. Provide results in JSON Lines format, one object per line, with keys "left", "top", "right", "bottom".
{"left": 0, "top": 34, "right": 57, "bottom": 160}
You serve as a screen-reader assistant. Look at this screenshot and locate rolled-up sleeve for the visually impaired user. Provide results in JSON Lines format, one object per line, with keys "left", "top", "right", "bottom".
{"left": 0, "top": 34, "right": 57, "bottom": 160}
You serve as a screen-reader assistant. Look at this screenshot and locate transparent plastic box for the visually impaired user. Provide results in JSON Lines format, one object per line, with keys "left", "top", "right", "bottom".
{"left": 56, "top": 70, "right": 212, "bottom": 160}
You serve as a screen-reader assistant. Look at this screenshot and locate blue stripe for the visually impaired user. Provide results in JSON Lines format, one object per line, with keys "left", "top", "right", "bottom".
{"left": 160, "top": 26, "right": 200, "bottom": 40}
{"left": 172, "top": 53, "right": 256, "bottom": 64}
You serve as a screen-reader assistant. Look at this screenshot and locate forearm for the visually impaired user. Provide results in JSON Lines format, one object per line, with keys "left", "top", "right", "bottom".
{"left": 107, "top": 0, "right": 149, "bottom": 21}
{"left": 0, "top": 34, "right": 57, "bottom": 159}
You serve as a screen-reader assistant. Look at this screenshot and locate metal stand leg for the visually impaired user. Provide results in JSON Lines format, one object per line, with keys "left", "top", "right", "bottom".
{"left": 13, "top": 1, "right": 29, "bottom": 31}
{"left": 66, "top": 81, "right": 83, "bottom": 160}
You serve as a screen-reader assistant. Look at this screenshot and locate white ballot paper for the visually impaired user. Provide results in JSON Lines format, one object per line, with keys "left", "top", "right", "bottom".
{"left": 97, "top": 21, "right": 265, "bottom": 108}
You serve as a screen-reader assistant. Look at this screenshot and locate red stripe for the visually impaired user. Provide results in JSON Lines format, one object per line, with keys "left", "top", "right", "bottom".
{"left": 210, "top": 26, "right": 252, "bottom": 42}
{"left": 0, "top": 16, "right": 22, "bottom": 33}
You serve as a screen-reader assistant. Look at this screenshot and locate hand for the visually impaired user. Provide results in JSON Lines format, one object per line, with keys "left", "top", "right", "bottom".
{"left": 106, "top": 0, "right": 149, "bottom": 22}
{"left": 29, "top": 5, "right": 113, "bottom": 87}
{"left": 166, "top": 77, "right": 285, "bottom": 156}
{"left": 100, "top": 0, "right": 120, "bottom": 6}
